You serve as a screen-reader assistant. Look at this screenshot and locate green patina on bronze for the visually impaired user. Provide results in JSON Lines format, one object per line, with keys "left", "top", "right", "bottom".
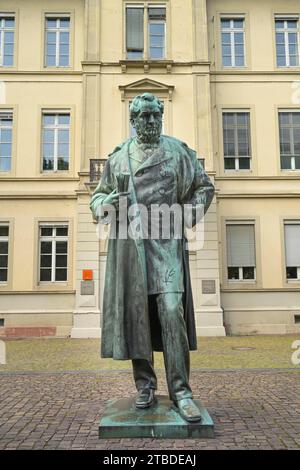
{"left": 99, "top": 396, "right": 214, "bottom": 439}
{"left": 91, "top": 92, "right": 215, "bottom": 427}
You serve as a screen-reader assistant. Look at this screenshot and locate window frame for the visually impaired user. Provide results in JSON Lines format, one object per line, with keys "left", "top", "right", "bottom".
{"left": 222, "top": 110, "right": 252, "bottom": 172}
{"left": 43, "top": 11, "right": 73, "bottom": 69}
{"left": 34, "top": 218, "right": 73, "bottom": 291}
{"left": 275, "top": 16, "right": 300, "bottom": 68}
{"left": 0, "top": 218, "right": 13, "bottom": 290}
{"left": 38, "top": 223, "right": 69, "bottom": 285}
{"left": 278, "top": 109, "right": 300, "bottom": 171}
{"left": 125, "top": 4, "right": 144, "bottom": 59}
{"left": 221, "top": 217, "right": 262, "bottom": 290}
{"left": 41, "top": 110, "right": 71, "bottom": 173}
{"left": 124, "top": 2, "right": 168, "bottom": 61}
{"left": 226, "top": 222, "right": 256, "bottom": 283}
{"left": 0, "top": 13, "right": 15, "bottom": 67}
{"left": 44, "top": 15, "right": 70, "bottom": 67}
{"left": 220, "top": 16, "right": 246, "bottom": 68}
{"left": 0, "top": 110, "right": 13, "bottom": 173}
{"left": 0, "top": 223, "right": 9, "bottom": 284}
{"left": 227, "top": 266, "right": 257, "bottom": 282}
{"left": 283, "top": 221, "right": 300, "bottom": 283}
{"left": 148, "top": 6, "right": 166, "bottom": 59}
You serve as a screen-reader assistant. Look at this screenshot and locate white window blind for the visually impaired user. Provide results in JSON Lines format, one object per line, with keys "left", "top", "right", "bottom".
{"left": 227, "top": 224, "right": 255, "bottom": 267}
{"left": 285, "top": 224, "right": 300, "bottom": 266}
{"left": 126, "top": 7, "right": 144, "bottom": 58}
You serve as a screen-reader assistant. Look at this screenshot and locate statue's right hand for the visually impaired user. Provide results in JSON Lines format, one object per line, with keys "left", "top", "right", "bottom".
{"left": 103, "top": 188, "right": 129, "bottom": 210}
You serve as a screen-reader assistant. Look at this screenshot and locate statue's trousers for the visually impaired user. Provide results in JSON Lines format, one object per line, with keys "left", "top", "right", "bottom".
{"left": 132, "top": 292, "right": 193, "bottom": 402}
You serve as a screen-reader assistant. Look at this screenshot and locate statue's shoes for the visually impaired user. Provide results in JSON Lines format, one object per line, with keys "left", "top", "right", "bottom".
{"left": 135, "top": 388, "right": 155, "bottom": 409}
{"left": 175, "top": 398, "right": 202, "bottom": 422}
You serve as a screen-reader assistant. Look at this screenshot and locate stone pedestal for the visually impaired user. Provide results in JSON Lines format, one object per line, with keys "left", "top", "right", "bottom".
{"left": 99, "top": 395, "right": 214, "bottom": 439}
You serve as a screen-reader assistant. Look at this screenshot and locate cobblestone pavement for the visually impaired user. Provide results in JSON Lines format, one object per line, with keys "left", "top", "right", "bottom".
{"left": 0, "top": 369, "right": 299, "bottom": 450}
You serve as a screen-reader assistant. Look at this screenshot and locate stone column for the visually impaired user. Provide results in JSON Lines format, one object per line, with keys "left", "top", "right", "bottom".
{"left": 192, "top": 0, "right": 209, "bottom": 62}
{"left": 71, "top": 0, "right": 102, "bottom": 338}
{"left": 192, "top": 71, "right": 225, "bottom": 336}
{"left": 193, "top": 192, "right": 225, "bottom": 336}
{"left": 71, "top": 191, "right": 101, "bottom": 338}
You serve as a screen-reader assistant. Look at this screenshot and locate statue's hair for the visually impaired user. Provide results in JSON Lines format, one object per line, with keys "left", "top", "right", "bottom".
{"left": 129, "top": 93, "right": 164, "bottom": 122}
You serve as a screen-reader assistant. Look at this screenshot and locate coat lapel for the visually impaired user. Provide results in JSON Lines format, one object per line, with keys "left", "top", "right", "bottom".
{"left": 129, "top": 138, "right": 173, "bottom": 175}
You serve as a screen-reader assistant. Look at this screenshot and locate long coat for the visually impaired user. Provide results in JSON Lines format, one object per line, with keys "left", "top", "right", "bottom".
{"left": 90, "top": 136, "right": 215, "bottom": 361}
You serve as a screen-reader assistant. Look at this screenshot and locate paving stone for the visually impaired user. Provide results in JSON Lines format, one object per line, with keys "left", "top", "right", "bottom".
{"left": 0, "top": 370, "right": 299, "bottom": 449}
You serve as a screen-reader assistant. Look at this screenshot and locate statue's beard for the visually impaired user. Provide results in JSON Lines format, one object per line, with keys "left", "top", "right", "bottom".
{"left": 134, "top": 121, "right": 162, "bottom": 144}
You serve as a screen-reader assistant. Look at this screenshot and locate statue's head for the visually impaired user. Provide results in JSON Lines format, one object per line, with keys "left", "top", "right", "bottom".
{"left": 130, "top": 93, "right": 164, "bottom": 144}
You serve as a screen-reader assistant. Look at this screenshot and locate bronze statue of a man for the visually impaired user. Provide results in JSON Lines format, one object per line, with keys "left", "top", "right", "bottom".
{"left": 90, "top": 93, "right": 214, "bottom": 422}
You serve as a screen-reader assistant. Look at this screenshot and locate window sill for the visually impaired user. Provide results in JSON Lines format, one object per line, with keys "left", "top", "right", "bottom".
{"left": 40, "top": 171, "right": 70, "bottom": 176}
{"left": 276, "top": 66, "right": 300, "bottom": 70}
{"left": 0, "top": 285, "right": 13, "bottom": 292}
{"left": 36, "top": 283, "right": 71, "bottom": 291}
{"left": 0, "top": 289, "right": 75, "bottom": 295}
{"left": 43, "top": 66, "right": 72, "bottom": 70}
{"left": 0, "top": 66, "right": 16, "bottom": 70}
{"left": 221, "top": 281, "right": 261, "bottom": 291}
{"left": 219, "top": 66, "right": 249, "bottom": 71}
{"left": 223, "top": 170, "right": 253, "bottom": 174}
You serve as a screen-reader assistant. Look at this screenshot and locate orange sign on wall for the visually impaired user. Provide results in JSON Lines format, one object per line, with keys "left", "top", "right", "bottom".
{"left": 82, "top": 270, "right": 93, "bottom": 281}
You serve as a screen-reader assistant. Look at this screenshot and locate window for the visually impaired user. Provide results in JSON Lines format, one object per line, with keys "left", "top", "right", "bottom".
{"left": 279, "top": 112, "right": 300, "bottom": 170}
{"left": 148, "top": 7, "right": 166, "bottom": 59}
{"left": 42, "top": 112, "right": 70, "bottom": 172}
{"left": 45, "top": 16, "right": 70, "bottom": 67}
{"left": 0, "top": 15, "right": 14, "bottom": 66}
{"left": 284, "top": 223, "right": 300, "bottom": 280}
{"left": 221, "top": 18, "right": 245, "bottom": 67}
{"left": 275, "top": 18, "right": 299, "bottom": 67}
{"left": 39, "top": 225, "right": 68, "bottom": 283}
{"left": 226, "top": 224, "right": 256, "bottom": 281}
{"left": 126, "top": 6, "right": 144, "bottom": 59}
{"left": 0, "top": 112, "right": 12, "bottom": 172}
{"left": 223, "top": 112, "right": 251, "bottom": 170}
{"left": 0, "top": 225, "right": 9, "bottom": 283}
{"left": 126, "top": 4, "right": 166, "bottom": 60}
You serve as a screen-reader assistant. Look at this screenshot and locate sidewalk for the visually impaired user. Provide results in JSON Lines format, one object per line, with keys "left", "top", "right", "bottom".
{"left": 0, "top": 368, "right": 299, "bottom": 450}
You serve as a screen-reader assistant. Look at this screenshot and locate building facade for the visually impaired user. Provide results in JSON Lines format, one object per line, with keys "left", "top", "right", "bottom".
{"left": 0, "top": 0, "right": 299, "bottom": 338}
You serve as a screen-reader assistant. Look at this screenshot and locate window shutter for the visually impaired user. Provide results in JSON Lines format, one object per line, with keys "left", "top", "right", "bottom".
{"left": 126, "top": 8, "right": 144, "bottom": 51}
{"left": 285, "top": 224, "right": 300, "bottom": 266}
{"left": 227, "top": 224, "right": 255, "bottom": 267}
